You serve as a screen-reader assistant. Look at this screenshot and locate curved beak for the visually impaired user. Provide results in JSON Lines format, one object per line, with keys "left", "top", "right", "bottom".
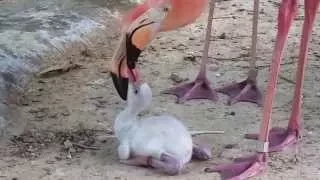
{"left": 128, "top": 69, "right": 142, "bottom": 91}
{"left": 109, "top": 33, "right": 141, "bottom": 100}
{"left": 110, "top": 65, "right": 140, "bottom": 100}
{"left": 110, "top": 72, "right": 129, "bottom": 100}
{"left": 110, "top": 1, "right": 170, "bottom": 100}
{"left": 109, "top": 33, "right": 129, "bottom": 100}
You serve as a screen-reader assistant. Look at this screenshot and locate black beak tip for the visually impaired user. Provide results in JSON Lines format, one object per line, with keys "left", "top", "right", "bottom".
{"left": 110, "top": 72, "right": 128, "bottom": 100}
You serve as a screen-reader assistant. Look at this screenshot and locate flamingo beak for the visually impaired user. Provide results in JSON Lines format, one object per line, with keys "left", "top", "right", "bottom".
{"left": 110, "top": 0, "right": 170, "bottom": 100}
{"left": 110, "top": 64, "right": 140, "bottom": 100}
{"left": 110, "top": 72, "right": 129, "bottom": 100}
{"left": 128, "top": 69, "right": 142, "bottom": 91}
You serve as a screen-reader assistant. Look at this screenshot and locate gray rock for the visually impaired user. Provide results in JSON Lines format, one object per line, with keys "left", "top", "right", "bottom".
{"left": 0, "top": 0, "right": 136, "bottom": 136}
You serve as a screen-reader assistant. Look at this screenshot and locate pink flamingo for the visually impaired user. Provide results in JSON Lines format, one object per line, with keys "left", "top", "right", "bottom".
{"left": 109, "top": 0, "right": 262, "bottom": 105}
{"left": 163, "top": 0, "right": 263, "bottom": 106}
{"left": 109, "top": 0, "right": 320, "bottom": 179}
{"left": 109, "top": 0, "right": 208, "bottom": 100}
{"left": 205, "top": 0, "right": 320, "bottom": 179}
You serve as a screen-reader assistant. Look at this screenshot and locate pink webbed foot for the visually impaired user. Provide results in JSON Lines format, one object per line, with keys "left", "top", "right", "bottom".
{"left": 245, "top": 127, "right": 300, "bottom": 153}
{"left": 163, "top": 0, "right": 219, "bottom": 104}
{"left": 192, "top": 144, "right": 212, "bottom": 161}
{"left": 204, "top": 153, "right": 267, "bottom": 180}
{"left": 151, "top": 153, "right": 184, "bottom": 175}
{"left": 162, "top": 76, "right": 218, "bottom": 103}
{"left": 217, "top": 70, "right": 262, "bottom": 106}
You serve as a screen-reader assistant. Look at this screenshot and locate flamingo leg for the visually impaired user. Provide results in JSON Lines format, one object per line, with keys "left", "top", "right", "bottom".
{"left": 204, "top": 0, "right": 320, "bottom": 178}
{"left": 245, "top": 0, "right": 320, "bottom": 152}
{"left": 217, "top": 0, "right": 263, "bottom": 106}
{"left": 162, "top": 0, "right": 218, "bottom": 103}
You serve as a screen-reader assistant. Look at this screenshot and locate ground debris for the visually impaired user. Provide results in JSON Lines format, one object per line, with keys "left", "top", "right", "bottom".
{"left": 169, "top": 73, "right": 188, "bottom": 84}
{"left": 38, "top": 61, "right": 83, "bottom": 78}
{"left": 183, "top": 55, "right": 197, "bottom": 62}
{"left": 224, "top": 144, "right": 239, "bottom": 149}
{"left": 8, "top": 128, "right": 112, "bottom": 160}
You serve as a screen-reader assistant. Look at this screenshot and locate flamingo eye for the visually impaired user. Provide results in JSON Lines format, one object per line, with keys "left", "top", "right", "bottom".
{"left": 163, "top": 4, "right": 171, "bottom": 12}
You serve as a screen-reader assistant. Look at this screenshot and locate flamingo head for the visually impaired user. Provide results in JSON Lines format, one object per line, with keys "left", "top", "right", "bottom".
{"left": 111, "top": 0, "right": 172, "bottom": 100}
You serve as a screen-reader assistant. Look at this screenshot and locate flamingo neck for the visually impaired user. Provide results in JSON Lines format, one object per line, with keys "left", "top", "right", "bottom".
{"left": 114, "top": 108, "right": 139, "bottom": 139}
{"left": 121, "top": 2, "right": 149, "bottom": 31}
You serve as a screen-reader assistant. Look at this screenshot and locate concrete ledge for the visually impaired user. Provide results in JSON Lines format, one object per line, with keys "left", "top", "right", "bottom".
{"left": 0, "top": 0, "right": 137, "bottom": 136}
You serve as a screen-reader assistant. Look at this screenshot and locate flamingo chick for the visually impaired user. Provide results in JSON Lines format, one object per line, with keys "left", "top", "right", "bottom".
{"left": 114, "top": 74, "right": 212, "bottom": 175}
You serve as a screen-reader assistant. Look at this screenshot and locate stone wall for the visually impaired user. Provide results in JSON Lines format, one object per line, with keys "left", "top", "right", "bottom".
{"left": 0, "top": 0, "right": 136, "bottom": 136}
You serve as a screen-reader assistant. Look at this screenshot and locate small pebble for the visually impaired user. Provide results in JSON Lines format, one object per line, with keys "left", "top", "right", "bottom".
{"left": 61, "top": 109, "right": 70, "bottom": 116}
{"left": 46, "top": 160, "right": 55, "bottom": 164}
{"left": 38, "top": 80, "right": 46, "bottom": 84}
{"left": 96, "top": 135, "right": 111, "bottom": 143}
{"left": 55, "top": 155, "right": 62, "bottom": 161}
{"left": 218, "top": 33, "right": 226, "bottom": 39}
{"left": 224, "top": 144, "right": 238, "bottom": 149}
{"left": 43, "top": 168, "right": 52, "bottom": 175}
{"left": 66, "top": 153, "right": 72, "bottom": 159}
{"left": 151, "top": 71, "right": 160, "bottom": 76}
{"left": 69, "top": 147, "right": 76, "bottom": 153}
{"left": 169, "top": 73, "right": 188, "bottom": 83}
{"left": 64, "top": 140, "right": 73, "bottom": 149}
{"left": 183, "top": 55, "right": 196, "bottom": 62}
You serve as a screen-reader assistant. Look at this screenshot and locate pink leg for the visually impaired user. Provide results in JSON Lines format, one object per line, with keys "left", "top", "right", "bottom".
{"left": 120, "top": 154, "right": 184, "bottom": 176}
{"left": 205, "top": 0, "right": 304, "bottom": 178}
{"left": 150, "top": 153, "right": 184, "bottom": 175}
{"left": 246, "top": 0, "right": 320, "bottom": 152}
{"left": 162, "top": 0, "right": 218, "bottom": 103}
{"left": 217, "top": 0, "right": 262, "bottom": 106}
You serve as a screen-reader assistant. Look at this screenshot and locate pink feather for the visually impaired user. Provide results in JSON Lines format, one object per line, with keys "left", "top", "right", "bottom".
{"left": 120, "top": 0, "right": 168, "bottom": 31}
{"left": 120, "top": 2, "right": 149, "bottom": 31}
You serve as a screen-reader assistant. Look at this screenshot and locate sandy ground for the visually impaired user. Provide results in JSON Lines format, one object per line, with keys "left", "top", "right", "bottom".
{"left": 1, "top": 0, "right": 320, "bottom": 179}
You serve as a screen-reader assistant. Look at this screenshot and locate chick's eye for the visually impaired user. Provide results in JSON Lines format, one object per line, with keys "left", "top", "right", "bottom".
{"left": 134, "top": 89, "right": 138, "bottom": 94}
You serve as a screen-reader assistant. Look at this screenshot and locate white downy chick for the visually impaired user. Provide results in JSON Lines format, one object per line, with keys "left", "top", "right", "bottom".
{"left": 114, "top": 81, "right": 193, "bottom": 168}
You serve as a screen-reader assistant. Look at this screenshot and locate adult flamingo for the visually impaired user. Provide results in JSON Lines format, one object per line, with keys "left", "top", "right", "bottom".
{"left": 109, "top": 0, "right": 320, "bottom": 179}
{"left": 109, "top": 0, "right": 209, "bottom": 100}
{"left": 109, "top": 0, "right": 262, "bottom": 105}
{"left": 205, "top": 0, "right": 320, "bottom": 179}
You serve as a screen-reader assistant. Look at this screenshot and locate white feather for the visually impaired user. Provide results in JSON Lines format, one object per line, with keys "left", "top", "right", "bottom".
{"left": 114, "top": 82, "right": 193, "bottom": 165}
